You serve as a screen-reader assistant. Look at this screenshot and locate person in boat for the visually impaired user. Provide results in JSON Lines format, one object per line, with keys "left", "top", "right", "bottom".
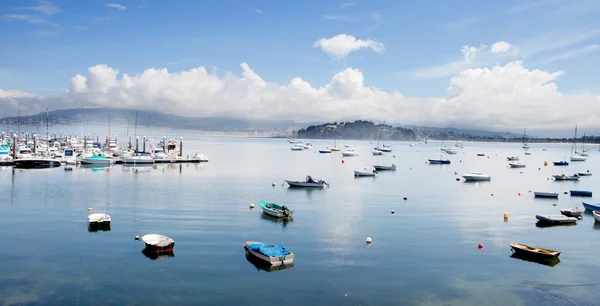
{"left": 306, "top": 175, "right": 316, "bottom": 183}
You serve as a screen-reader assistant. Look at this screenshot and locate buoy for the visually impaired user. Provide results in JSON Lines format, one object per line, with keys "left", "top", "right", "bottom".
{"left": 454, "top": 172, "right": 457, "bottom": 175}
{"left": 538, "top": 168, "right": 541, "bottom": 170}
{"left": 272, "top": 182, "right": 276, "bottom": 187}
{"left": 391, "top": 210, "right": 395, "bottom": 214}
{"left": 87, "top": 208, "right": 92, "bottom": 211}
{"left": 491, "top": 193, "right": 494, "bottom": 196}
{"left": 553, "top": 203, "right": 557, "bottom": 206}
{"left": 564, "top": 191, "right": 568, "bottom": 194}
{"left": 249, "top": 203, "right": 255, "bottom": 208}
{"left": 135, "top": 235, "right": 140, "bottom": 241}
{"left": 456, "top": 178, "right": 460, "bottom": 181}
{"left": 403, "top": 197, "right": 407, "bottom": 200}
{"left": 504, "top": 212, "right": 508, "bottom": 220}
{"left": 135, "top": 218, "right": 138, "bottom": 222}
{"left": 342, "top": 160, "right": 345, "bottom": 164}
{"left": 366, "top": 237, "right": 372, "bottom": 243}
{"left": 478, "top": 243, "right": 483, "bottom": 249}
{"left": 518, "top": 193, "right": 521, "bottom": 196}
{"left": 544, "top": 161, "right": 548, "bottom": 166}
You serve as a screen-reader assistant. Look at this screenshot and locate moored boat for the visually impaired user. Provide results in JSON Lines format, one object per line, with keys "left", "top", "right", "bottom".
{"left": 87, "top": 213, "right": 111, "bottom": 225}
{"left": 510, "top": 242, "right": 560, "bottom": 260}
{"left": 122, "top": 155, "right": 154, "bottom": 164}
{"left": 428, "top": 159, "right": 451, "bottom": 164}
{"left": 570, "top": 154, "right": 586, "bottom": 162}
{"left": 553, "top": 161, "right": 569, "bottom": 166}
{"left": 508, "top": 162, "right": 526, "bottom": 168}
{"left": 341, "top": 149, "right": 358, "bottom": 156}
{"left": 594, "top": 211, "right": 600, "bottom": 223}
{"left": 535, "top": 215, "right": 578, "bottom": 224}
{"left": 290, "top": 145, "right": 304, "bottom": 151}
{"left": 570, "top": 190, "right": 592, "bottom": 197}
{"left": 141, "top": 234, "right": 175, "bottom": 252}
{"left": 285, "top": 176, "right": 328, "bottom": 188}
{"left": 372, "top": 150, "right": 383, "bottom": 156}
{"left": 259, "top": 200, "right": 294, "bottom": 218}
{"left": 462, "top": 172, "right": 491, "bottom": 181}
{"left": 534, "top": 191, "right": 559, "bottom": 198}
{"left": 319, "top": 148, "right": 332, "bottom": 154}
{"left": 552, "top": 174, "right": 579, "bottom": 181}
{"left": 506, "top": 156, "right": 519, "bottom": 161}
{"left": 354, "top": 169, "right": 377, "bottom": 177}
{"left": 560, "top": 208, "right": 583, "bottom": 218}
{"left": 578, "top": 170, "right": 592, "bottom": 176}
{"left": 477, "top": 153, "right": 485, "bottom": 156}
{"left": 373, "top": 164, "right": 396, "bottom": 171}
{"left": 582, "top": 202, "right": 600, "bottom": 211}
{"left": 14, "top": 157, "right": 62, "bottom": 169}
{"left": 81, "top": 154, "right": 113, "bottom": 165}
{"left": 243, "top": 241, "right": 294, "bottom": 267}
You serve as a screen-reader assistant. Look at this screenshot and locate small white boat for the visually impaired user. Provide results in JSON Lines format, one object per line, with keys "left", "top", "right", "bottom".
{"left": 373, "top": 164, "right": 396, "bottom": 171}
{"left": 372, "top": 150, "right": 383, "bottom": 156}
{"left": 243, "top": 241, "right": 294, "bottom": 266}
{"left": 534, "top": 191, "right": 559, "bottom": 198}
{"left": 285, "top": 176, "right": 328, "bottom": 188}
{"left": 81, "top": 154, "right": 113, "bottom": 166}
{"left": 578, "top": 171, "right": 592, "bottom": 176}
{"left": 552, "top": 174, "right": 579, "bottom": 181}
{"left": 319, "top": 148, "right": 332, "bottom": 154}
{"left": 455, "top": 143, "right": 463, "bottom": 148}
{"left": 141, "top": 234, "right": 175, "bottom": 251}
{"left": 594, "top": 211, "right": 600, "bottom": 223}
{"left": 354, "top": 169, "right": 377, "bottom": 177}
{"left": 506, "top": 156, "right": 519, "bottom": 161}
{"left": 508, "top": 162, "right": 526, "bottom": 168}
{"left": 342, "top": 149, "right": 358, "bottom": 157}
{"left": 122, "top": 155, "right": 154, "bottom": 164}
{"left": 560, "top": 208, "right": 583, "bottom": 218}
{"left": 445, "top": 148, "right": 457, "bottom": 154}
{"left": 570, "top": 154, "right": 586, "bottom": 162}
{"left": 290, "top": 145, "right": 304, "bottom": 151}
{"left": 536, "top": 215, "right": 578, "bottom": 224}
{"left": 378, "top": 146, "right": 392, "bottom": 153}
{"left": 303, "top": 143, "right": 312, "bottom": 149}
{"left": 524, "top": 151, "right": 532, "bottom": 155}
{"left": 87, "top": 213, "right": 111, "bottom": 225}
{"left": 462, "top": 172, "right": 491, "bottom": 181}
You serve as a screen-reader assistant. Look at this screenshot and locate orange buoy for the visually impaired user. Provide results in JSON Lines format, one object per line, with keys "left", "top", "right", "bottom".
{"left": 478, "top": 243, "right": 483, "bottom": 249}
{"left": 341, "top": 160, "right": 345, "bottom": 164}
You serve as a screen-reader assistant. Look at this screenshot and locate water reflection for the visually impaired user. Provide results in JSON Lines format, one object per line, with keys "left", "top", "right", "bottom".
{"left": 593, "top": 222, "right": 600, "bottom": 231}
{"left": 87, "top": 223, "right": 111, "bottom": 232}
{"left": 284, "top": 186, "right": 322, "bottom": 199}
{"left": 244, "top": 252, "right": 293, "bottom": 272}
{"left": 142, "top": 248, "right": 175, "bottom": 260}
{"left": 260, "top": 213, "right": 293, "bottom": 231}
{"left": 510, "top": 252, "right": 561, "bottom": 267}
{"left": 535, "top": 221, "right": 577, "bottom": 228}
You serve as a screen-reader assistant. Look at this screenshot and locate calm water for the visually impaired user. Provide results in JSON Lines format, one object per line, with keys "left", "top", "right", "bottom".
{"left": 2, "top": 137, "right": 600, "bottom": 305}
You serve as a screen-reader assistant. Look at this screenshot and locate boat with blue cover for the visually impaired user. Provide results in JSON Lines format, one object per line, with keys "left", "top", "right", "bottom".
{"left": 259, "top": 201, "right": 294, "bottom": 218}
{"left": 582, "top": 202, "right": 600, "bottom": 211}
{"left": 428, "top": 159, "right": 451, "bottom": 164}
{"left": 553, "top": 161, "right": 569, "bottom": 166}
{"left": 570, "top": 190, "right": 592, "bottom": 197}
{"left": 243, "top": 241, "right": 294, "bottom": 266}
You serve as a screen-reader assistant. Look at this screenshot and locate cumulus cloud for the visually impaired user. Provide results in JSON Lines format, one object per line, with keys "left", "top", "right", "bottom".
{"left": 2, "top": 61, "right": 600, "bottom": 132}
{"left": 313, "top": 34, "right": 385, "bottom": 60}
{"left": 491, "top": 41, "right": 511, "bottom": 53}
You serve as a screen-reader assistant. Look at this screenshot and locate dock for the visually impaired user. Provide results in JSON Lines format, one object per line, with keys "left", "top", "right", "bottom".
{"left": 114, "top": 158, "right": 207, "bottom": 164}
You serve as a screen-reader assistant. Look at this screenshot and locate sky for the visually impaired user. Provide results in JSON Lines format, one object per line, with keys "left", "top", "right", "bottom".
{"left": 1, "top": 0, "right": 600, "bottom": 135}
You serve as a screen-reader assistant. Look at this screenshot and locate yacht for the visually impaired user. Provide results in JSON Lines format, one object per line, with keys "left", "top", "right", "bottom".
{"left": 14, "top": 157, "right": 62, "bottom": 169}
{"left": 122, "top": 155, "right": 154, "bottom": 165}
{"left": 18, "top": 147, "right": 32, "bottom": 159}
{"left": 81, "top": 154, "right": 113, "bottom": 166}
{"left": 61, "top": 149, "right": 77, "bottom": 165}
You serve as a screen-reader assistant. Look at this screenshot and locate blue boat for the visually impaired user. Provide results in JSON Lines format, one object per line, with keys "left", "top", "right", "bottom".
{"left": 428, "top": 159, "right": 451, "bottom": 164}
{"left": 553, "top": 161, "right": 569, "bottom": 166}
{"left": 582, "top": 202, "right": 600, "bottom": 211}
{"left": 243, "top": 241, "right": 294, "bottom": 266}
{"left": 570, "top": 190, "right": 592, "bottom": 197}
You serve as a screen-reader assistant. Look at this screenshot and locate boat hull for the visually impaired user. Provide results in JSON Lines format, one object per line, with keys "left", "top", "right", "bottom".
{"left": 534, "top": 192, "right": 559, "bottom": 198}
{"left": 318, "top": 150, "right": 332, "bottom": 154}
{"left": 509, "top": 163, "right": 526, "bottom": 168}
{"left": 594, "top": 211, "right": 600, "bottom": 223}
{"left": 373, "top": 165, "right": 396, "bottom": 171}
{"left": 260, "top": 201, "right": 294, "bottom": 218}
{"left": 510, "top": 242, "right": 560, "bottom": 260}
{"left": 428, "top": 159, "right": 451, "bottom": 164}
{"left": 354, "top": 171, "right": 376, "bottom": 177}
{"left": 570, "top": 190, "right": 592, "bottom": 197}
{"left": 14, "top": 158, "right": 62, "bottom": 169}
{"left": 560, "top": 209, "right": 583, "bottom": 218}
{"left": 122, "top": 157, "right": 154, "bottom": 164}
{"left": 285, "top": 180, "right": 326, "bottom": 188}
{"left": 553, "top": 161, "right": 569, "bottom": 166}
{"left": 582, "top": 202, "right": 600, "bottom": 211}
{"left": 535, "top": 215, "right": 578, "bottom": 224}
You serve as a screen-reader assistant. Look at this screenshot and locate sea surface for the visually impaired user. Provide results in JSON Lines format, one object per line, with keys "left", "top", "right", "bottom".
{"left": 2, "top": 137, "right": 600, "bottom": 305}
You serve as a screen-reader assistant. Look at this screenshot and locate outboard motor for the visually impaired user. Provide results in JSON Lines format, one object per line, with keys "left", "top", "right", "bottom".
{"left": 281, "top": 206, "right": 289, "bottom": 217}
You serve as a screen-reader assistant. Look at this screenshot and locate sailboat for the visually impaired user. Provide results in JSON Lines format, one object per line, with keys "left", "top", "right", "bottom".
{"left": 522, "top": 129, "right": 530, "bottom": 150}
{"left": 14, "top": 108, "right": 61, "bottom": 169}
{"left": 570, "top": 126, "right": 586, "bottom": 162}
{"left": 374, "top": 122, "right": 392, "bottom": 152}
{"left": 330, "top": 126, "right": 340, "bottom": 151}
{"left": 578, "top": 133, "right": 589, "bottom": 156}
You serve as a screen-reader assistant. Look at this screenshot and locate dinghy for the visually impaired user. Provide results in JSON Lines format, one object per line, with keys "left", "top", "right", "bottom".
{"left": 372, "top": 150, "right": 384, "bottom": 156}
{"left": 534, "top": 191, "right": 559, "bottom": 198}
{"left": 508, "top": 162, "right": 526, "bottom": 168}
{"left": 477, "top": 153, "right": 485, "bottom": 156}
{"left": 553, "top": 161, "right": 569, "bottom": 166}
{"left": 259, "top": 201, "right": 294, "bottom": 218}
{"left": 87, "top": 213, "right": 111, "bottom": 225}
{"left": 290, "top": 145, "right": 304, "bottom": 151}
{"left": 319, "top": 148, "right": 332, "bottom": 154}
{"left": 354, "top": 169, "right": 377, "bottom": 177}
{"left": 535, "top": 215, "right": 578, "bottom": 224}
{"left": 462, "top": 172, "right": 491, "bottom": 181}
{"left": 428, "top": 159, "right": 451, "bottom": 164}
{"left": 524, "top": 151, "right": 532, "bottom": 155}
{"left": 285, "top": 176, "right": 328, "bottom": 188}
{"left": 141, "top": 234, "right": 175, "bottom": 252}
{"left": 570, "top": 190, "right": 592, "bottom": 197}
{"left": 341, "top": 149, "right": 358, "bottom": 156}
{"left": 506, "top": 156, "right": 519, "bottom": 161}
{"left": 373, "top": 164, "right": 396, "bottom": 171}
{"left": 243, "top": 241, "right": 294, "bottom": 266}
{"left": 552, "top": 174, "right": 579, "bottom": 181}
{"left": 594, "top": 211, "right": 600, "bottom": 223}
{"left": 510, "top": 242, "right": 560, "bottom": 260}
{"left": 560, "top": 208, "right": 583, "bottom": 218}
{"left": 578, "top": 171, "right": 592, "bottom": 176}
{"left": 582, "top": 202, "right": 600, "bottom": 211}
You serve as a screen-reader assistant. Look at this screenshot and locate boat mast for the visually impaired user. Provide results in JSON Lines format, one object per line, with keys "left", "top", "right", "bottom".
{"left": 46, "top": 108, "right": 49, "bottom": 153}
{"left": 571, "top": 125, "right": 577, "bottom": 155}
{"left": 107, "top": 111, "right": 111, "bottom": 154}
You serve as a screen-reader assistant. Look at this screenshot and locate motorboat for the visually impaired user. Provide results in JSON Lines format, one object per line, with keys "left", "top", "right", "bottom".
{"left": 17, "top": 147, "right": 32, "bottom": 159}
{"left": 510, "top": 242, "right": 560, "bottom": 260}
{"left": 506, "top": 156, "right": 519, "bottom": 161}
{"left": 428, "top": 159, "right": 451, "bottom": 164}
{"left": 570, "top": 190, "right": 592, "bottom": 197}
{"left": 578, "top": 170, "right": 592, "bottom": 176}
{"left": 61, "top": 149, "right": 77, "bottom": 165}
{"left": 462, "top": 172, "right": 491, "bottom": 181}
{"left": 330, "top": 147, "right": 341, "bottom": 152}
{"left": 582, "top": 202, "right": 600, "bottom": 211}
{"left": 285, "top": 176, "right": 328, "bottom": 188}
{"left": 87, "top": 213, "right": 111, "bottom": 226}
{"left": 0, "top": 143, "right": 11, "bottom": 161}
{"left": 319, "top": 148, "right": 332, "bottom": 154}
{"left": 243, "top": 241, "right": 294, "bottom": 267}
{"left": 373, "top": 164, "right": 396, "bottom": 171}
{"left": 560, "top": 208, "right": 583, "bottom": 218}
{"left": 141, "top": 234, "right": 175, "bottom": 252}
{"left": 14, "top": 157, "right": 62, "bottom": 169}
{"left": 508, "top": 162, "right": 526, "bottom": 168}
{"left": 376, "top": 146, "right": 392, "bottom": 153}
{"left": 290, "top": 145, "right": 304, "bottom": 151}
{"left": 152, "top": 148, "right": 169, "bottom": 159}
{"left": 81, "top": 154, "right": 113, "bottom": 166}
{"left": 534, "top": 191, "right": 559, "bottom": 198}
{"left": 122, "top": 155, "right": 154, "bottom": 165}
{"left": 477, "top": 153, "right": 485, "bottom": 157}
{"left": 372, "top": 150, "right": 383, "bottom": 156}
{"left": 455, "top": 143, "right": 463, "bottom": 148}
{"left": 445, "top": 148, "right": 457, "bottom": 154}
{"left": 341, "top": 149, "right": 358, "bottom": 157}
{"left": 259, "top": 201, "right": 294, "bottom": 218}
{"left": 192, "top": 151, "right": 209, "bottom": 162}
{"left": 553, "top": 161, "right": 569, "bottom": 166}
{"left": 303, "top": 143, "right": 312, "bottom": 149}
{"left": 552, "top": 174, "right": 579, "bottom": 181}
{"left": 535, "top": 215, "right": 578, "bottom": 225}
{"left": 354, "top": 169, "right": 377, "bottom": 177}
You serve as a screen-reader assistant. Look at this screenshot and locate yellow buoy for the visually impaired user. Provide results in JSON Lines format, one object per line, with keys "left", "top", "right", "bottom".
{"left": 544, "top": 161, "right": 548, "bottom": 166}
{"left": 249, "top": 203, "right": 255, "bottom": 208}
{"left": 504, "top": 212, "right": 508, "bottom": 220}
{"left": 87, "top": 208, "right": 92, "bottom": 211}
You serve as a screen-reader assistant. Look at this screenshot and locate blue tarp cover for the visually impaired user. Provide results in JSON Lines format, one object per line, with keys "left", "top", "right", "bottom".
{"left": 248, "top": 243, "right": 290, "bottom": 257}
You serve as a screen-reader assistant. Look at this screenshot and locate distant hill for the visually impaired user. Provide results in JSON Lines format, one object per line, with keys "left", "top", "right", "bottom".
{"left": 0, "top": 108, "right": 314, "bottom": 131}
{"left": 297, "top": 120, "right": 417, "bottom": 141}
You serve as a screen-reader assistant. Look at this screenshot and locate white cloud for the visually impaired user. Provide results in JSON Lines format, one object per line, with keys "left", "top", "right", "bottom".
{"left": 249, "top": 9, "right": 263, "bottom": 14}
{"left": 532, "top": 44, "right": 600, "bottom": 65}
{"left": 337, "top": 2, "right": 358, "bottom": 10}
{"left": 19, "top": 0, "right": 61, "bottom": 15}
{"left": 3, "top": 14, "right": 45, "bottom": 23}
{"left": 491, "top": 41, "right": 511, "bottom": 53}
{"left": 443, "top": 18, "right": 479, "bottom": 30}
{"left": 3, "top": 61, "right": 600, "bottom": 131}
{"left": 105, "top": 3, "right": 127, "bottom": 10}
{"left": 313, "top": 34, "right": 385, "bottom": 60}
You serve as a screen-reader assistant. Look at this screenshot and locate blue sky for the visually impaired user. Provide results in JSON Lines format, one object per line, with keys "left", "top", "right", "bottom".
{"left": 1, "top": 0, "right": 600, "bottom": 132}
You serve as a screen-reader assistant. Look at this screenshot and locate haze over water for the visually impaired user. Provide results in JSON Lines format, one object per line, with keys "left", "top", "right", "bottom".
{"left": 2, "top": 137, "right": 600, "bottom": 305}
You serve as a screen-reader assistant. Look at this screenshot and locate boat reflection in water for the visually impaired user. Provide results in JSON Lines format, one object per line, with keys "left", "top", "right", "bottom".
{"left": 510, "top": 252, "right": 561, "bottom": 267}
{"left": 245, "top": 252, "right": 294, "bottom": 272}
{"left": 142, "top": 248, "right": 175, "bottom": 260}
{"left": 535, "top": 221, "right": 577, "bottom": 228}
{"left": 88, "top": 223, "right": 111, "bottom": 232}
{"left": 79, "top": 164, "right": 111, "bottom": 171}
{"left": 260, "top": 213, "right": 293, "bottom": 231}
